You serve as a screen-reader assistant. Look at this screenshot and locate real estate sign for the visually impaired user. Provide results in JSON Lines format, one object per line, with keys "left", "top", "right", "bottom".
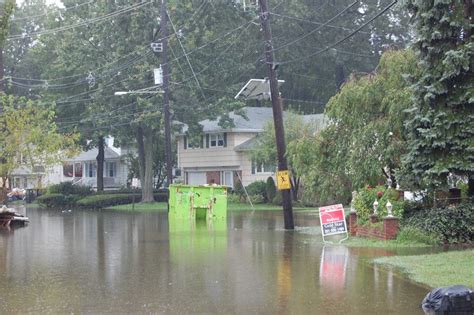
{"left": 319, "top": 204, "right": 348, "bottom": 241}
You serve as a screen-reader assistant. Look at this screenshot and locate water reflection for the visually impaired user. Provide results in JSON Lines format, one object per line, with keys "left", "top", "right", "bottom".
{"left": 0, "top": 207, "right": 430, "bottom": 313}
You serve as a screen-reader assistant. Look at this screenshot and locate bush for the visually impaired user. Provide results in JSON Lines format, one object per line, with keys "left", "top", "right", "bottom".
{"left": 396, "top": 226, "right": 441, "bottom": 245}
{"left": 47, "top": 182, "right": 92, "bottom": 197}
{"left": 266, "top": 177, "right": 276, "bottom": 203}
{"left": 227, "top": 193, "right": 243, "bottom": 203}
{"left": 272, "top": 191, "right": 282, "bottom": 205}
{"left": 245, "top": 181, "right": 267, "bottom": 201}
{"left": 77, "top": 194, "right": 142, "bottom": 209}
{"left": 37, "top": 193, "right": 79, "bottom": 208}
{"left": 249, "top": 194, "right": 265, "bottom": 204}
{"left": 354, "top": 185, "right": 404, "bottom": 224}
{"left": 404, "top": 202, "right": 473, "bottom": 244}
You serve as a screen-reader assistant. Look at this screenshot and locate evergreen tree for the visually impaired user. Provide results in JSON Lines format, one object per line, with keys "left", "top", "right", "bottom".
{"left": 400, "top": 1, "right": 473, "bottom": 196}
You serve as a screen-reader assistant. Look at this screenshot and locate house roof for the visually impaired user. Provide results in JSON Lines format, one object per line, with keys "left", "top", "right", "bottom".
{"left": 234, "top": 137, "right": 257, "bottom": 152}
{"left": 181, "top": 107, "right": 326, "bottom": 134}
{"left": 65, "top": 147, "right": 121, "bottom": 162}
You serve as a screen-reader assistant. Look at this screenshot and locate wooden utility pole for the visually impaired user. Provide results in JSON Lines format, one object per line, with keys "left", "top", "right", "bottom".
{"left": 160, "top": 0, "right": 173, "bottom": 186}
{"left": 258, "top": 0, "right": 294, "bottom": 229}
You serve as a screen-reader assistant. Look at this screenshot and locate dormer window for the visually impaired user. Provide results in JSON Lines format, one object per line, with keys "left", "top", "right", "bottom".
{"left": 210, "top": 133, "right": 225, "bottom": 147}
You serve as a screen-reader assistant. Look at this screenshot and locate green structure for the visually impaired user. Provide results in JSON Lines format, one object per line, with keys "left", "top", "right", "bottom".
{"left": 168, "top": 184, "right": 227, "bottom": 220}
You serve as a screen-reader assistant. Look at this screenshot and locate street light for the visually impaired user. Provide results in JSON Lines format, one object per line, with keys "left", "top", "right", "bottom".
{"left": 114, "top": 89, "right": 163, "bottom": 96}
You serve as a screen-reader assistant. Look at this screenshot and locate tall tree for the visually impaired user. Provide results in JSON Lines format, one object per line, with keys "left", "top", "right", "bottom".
{"left": 400, "top": 0, "right": 473, "bottom": 196}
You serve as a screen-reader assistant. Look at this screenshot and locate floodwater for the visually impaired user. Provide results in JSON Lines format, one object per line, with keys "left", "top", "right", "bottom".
{"left": 0, "top": 206, "right": 434, "bottom": 314}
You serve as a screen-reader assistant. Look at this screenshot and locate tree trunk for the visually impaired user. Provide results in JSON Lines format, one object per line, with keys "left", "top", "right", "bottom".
{"left": 136, "top": 126, "right": 146, "bottom": 184}
{"left": 96, "top": 136, "right": 105, "bottom": 191}
{"left": 468, "top": 174, "right": 474, "bottom": 199}
{"left": 290, "top": 175, "right": 299, "bottom": 201}
{"left": 335, "top": 63, "right": 345, "bottom": 91}
{"left": 142, "top": 128, "right": 154, "bottom": 202}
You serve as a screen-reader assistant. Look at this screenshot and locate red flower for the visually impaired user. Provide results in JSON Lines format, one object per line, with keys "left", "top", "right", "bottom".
{"left": 366, "top": 185, "right": 373, "bottom": 190}
{"left": 377, "top": 191, "right": 383, "bottom": 199}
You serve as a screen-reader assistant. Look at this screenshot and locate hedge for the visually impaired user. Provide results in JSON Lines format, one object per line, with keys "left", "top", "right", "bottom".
{"left": 77, "top": 194, "right": 142, "bottom": 209}
{"left": 47, "top": 182, "right": 92, "bottom": 197}
{"left": 37, "top": 193, "right": 79, "bottom": 208}
{"left": 76, "top": 192, "right": 169, "bottom": 209}
{"left": 404, "top": 202, "right": 473, "bottom": 244}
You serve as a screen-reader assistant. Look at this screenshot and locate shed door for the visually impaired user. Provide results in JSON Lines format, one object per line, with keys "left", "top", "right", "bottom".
{"left": 187, "top": 172, "right": 206, "bottom": 185}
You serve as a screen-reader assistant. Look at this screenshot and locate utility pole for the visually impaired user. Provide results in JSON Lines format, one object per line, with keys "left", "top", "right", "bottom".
{"left": 159, "top": 0, "right": 173, "bottom": 186}
{"left": 258, "top": 0, "right": 294, "bottom": 229}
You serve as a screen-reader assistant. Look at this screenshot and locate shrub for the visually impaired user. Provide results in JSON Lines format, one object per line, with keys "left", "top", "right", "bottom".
{"left": 245, "top": 181, "right": 267, "bottom": 201}
{"left": 227, "top": 193, "right": 242, "bottom": 203}
{"left": 37, "top": 193, "right": 79, "bottom": 208}
{"left": 272, "top": 191, "right": 282, "bottom": 205}
{"left": 396, "top": 226, "right": 441, "bottom": 245}
{"left": 265, "top": 177, "right": 276, "bottom": 203}
{"left": 77, "top": 194, "right": 142, "bottom": 209}
{"left": 47, "top": 182, "right": 92, "bottom": 197}
{"left": 354, "top": 185, "right": 403, "bottom": 224}
{"left": 404, "top": 203, "right": 473, "bottom": 244}
{"left": 249, "top": 194, "right": 265, "bottom": 204}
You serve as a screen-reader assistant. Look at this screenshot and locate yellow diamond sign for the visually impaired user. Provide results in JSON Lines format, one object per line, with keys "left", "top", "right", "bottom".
{"left": 276, "top": 170, "right": 291, "bottom": 190}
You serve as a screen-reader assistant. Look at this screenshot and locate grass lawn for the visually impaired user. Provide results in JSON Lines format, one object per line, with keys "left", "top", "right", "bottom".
{"left": 343, "top": 237, "right": 433, "bottom": 248}
{"left": 374, "top": 250, "right": 474, "bottom": 288}
{"left": 105, "top": 202, "right": 316, "bottom": 212}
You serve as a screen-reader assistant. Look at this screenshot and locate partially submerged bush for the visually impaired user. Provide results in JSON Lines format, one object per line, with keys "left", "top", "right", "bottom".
{"left": 77, "top": 194, "right": 142, "bottom": 209}
{"left": 404, "top": 202, "right": 473, "bottom": 244}
{"left": 37, "top": 193, "right": 79, "bottom": 208}
{"left": 245, "top": 181, "right": 267, "bottom": 201}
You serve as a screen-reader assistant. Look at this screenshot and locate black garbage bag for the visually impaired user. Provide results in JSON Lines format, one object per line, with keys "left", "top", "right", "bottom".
{"left": 422, "top": 285, "right": 474, "bottom": 315}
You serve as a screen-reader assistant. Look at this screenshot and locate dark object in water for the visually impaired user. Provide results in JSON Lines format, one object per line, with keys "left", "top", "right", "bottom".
{"left": 422, "top": 285, "right": 474, "bottom": 315}
{"left": 0, "top": 205, "right": 29, "bottom": 227}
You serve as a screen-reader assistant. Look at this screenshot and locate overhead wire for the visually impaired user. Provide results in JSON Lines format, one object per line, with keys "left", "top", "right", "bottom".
{"left": 12, "top": 0, "right": 95, "bottom": 21}
{"left": 278, "top": 0, "right": 398, "bottom": 65}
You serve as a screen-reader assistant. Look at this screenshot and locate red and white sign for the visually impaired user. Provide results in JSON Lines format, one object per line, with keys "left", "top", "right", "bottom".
{"left": 319, "top": 204, "right": 347, "bottom": 237}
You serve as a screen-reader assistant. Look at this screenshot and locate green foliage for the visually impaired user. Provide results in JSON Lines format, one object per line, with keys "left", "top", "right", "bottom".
{"left": 396, "top": 226, "right": 441, "bottom": 246}
{"left": 400, "top": 1, "right": 474, "bottom": 191}
{"left": 245, "top": 181, "right": 267, "bottom": 201}
{"left": 76, "top": 194, "right": 142, "bottom": 209}
{"left": 272, "top": 191, "right": 282, "bottom": 205}
{"left": 47, "top": 182, "right": 92, "bottom": 197}
{"left": 354, "top": 185, "right": 404, "bottom": 224}
{"left": 265, "top": 177, "right": 276, "bottom": 203}
{"left": 37, "top": 193, "right": 78, "bottom": 208}
{"left": 291, "top": 50, "right": 417, "bottom": 204}
{"left": 249, "top": 194, "right": 265, "bottom": 204}
{"left": 404, "top": 203, "right": 474, "bottom": 244}
{"left": 227, "top": 193, "right": 242, "bottom": 204}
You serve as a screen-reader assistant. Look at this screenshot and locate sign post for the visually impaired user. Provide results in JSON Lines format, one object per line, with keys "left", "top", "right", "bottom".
{"left": 319, "top": 204, "right": 348, "bottom": 244}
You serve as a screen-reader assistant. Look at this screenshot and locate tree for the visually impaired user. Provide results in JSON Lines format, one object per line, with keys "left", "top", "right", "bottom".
{"left": 0, "top": 95, "right": 78, "bottom": 203}
{"left": 400, "top": 1, "right": 474, "bottom": 196}
{"left": 290, "top": 50, "right": 417, "bottom": 204}
{"left": 251, "top": 113, "right": 324, "bottom": 200}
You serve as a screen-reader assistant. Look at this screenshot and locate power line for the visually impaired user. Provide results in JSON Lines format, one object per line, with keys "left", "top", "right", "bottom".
{"left": 168, "top": 13, "right": 206, "bottom": 100}
{"left": 271, "top": 0, "right": 359, "bottom": 53}
{"left": 278, "top": 0, "right": 398, "bottom": 65}
{"left": 12, "top": 0, "right": 94, "bottom": 21}
{"left": 7, "top": 1, "right": 152, "bottom": 40}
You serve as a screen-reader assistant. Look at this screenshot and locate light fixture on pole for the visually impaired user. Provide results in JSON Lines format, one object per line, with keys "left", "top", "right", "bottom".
{"left": 373, "top": 200, "right": 379, "bottom": 215}
{"left": 386, "top": 200, "right": 393, "bottom": 217}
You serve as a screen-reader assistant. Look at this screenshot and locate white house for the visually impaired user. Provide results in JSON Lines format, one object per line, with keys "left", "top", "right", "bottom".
{"left": 176, "top": 107, "right": 325, "bottom": 188}
{"left": 10, "top": 138, "right": 132, "bottom": 190}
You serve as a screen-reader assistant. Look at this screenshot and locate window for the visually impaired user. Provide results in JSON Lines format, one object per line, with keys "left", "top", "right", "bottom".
{"left": 221, "top": 171, "right": 234, "bottom": 188}
{"left": 63, "top": 162, "right": 74, "bottom": 177}
{"left": 74, "top": 163, "right": 83, "bottom": 177}
{"left": 106, "top": 161, "right": 117, "bottom": 177}
{"left": 252, "top": 160, "right": 275, "bottom": 174}
{"left": 85, "top": 162, "right": 97, "bottom": 178}
{"left": 209, "top": 133, "right": 225, "bottom": 147}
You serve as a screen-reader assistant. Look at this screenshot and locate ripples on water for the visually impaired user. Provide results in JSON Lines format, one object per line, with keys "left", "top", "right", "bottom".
{"left": 0, "top": 206, "right": 429, "bottom": 313}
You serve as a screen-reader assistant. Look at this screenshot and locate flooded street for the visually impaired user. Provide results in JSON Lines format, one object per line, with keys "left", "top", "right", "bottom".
{"left": 0, "top": 207, "right": 431, "bottom": 314}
